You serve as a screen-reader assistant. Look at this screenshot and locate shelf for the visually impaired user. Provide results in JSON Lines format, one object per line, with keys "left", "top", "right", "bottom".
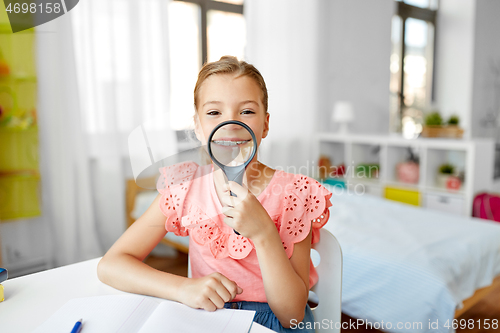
{"left": 384, "top": 180, "right": 420, "bottom": 190}
{"left": 349, "top": 178, "right": 381, "bottom": 185}
{"left": 317, "top": 132, "right": 487, "bottom": 150}
{"left": 0, "top": 75, "right": 37, "bottom": 83}
{"left": 0, "top": 127, "right": 39, "bottom": 171}
{"left": 424, "top": 186, "right": 465, "bottom": 196}
{"left": 0, "top": 23, "right": 11, "bottom": 34}
{"left": 316, "top": 133, "right": 495, "bottom": 216}
{"left": 0, "top": 24, "right": 35, "bottom": 34}
{"left": 0, "top": 170, "right": 40, "bottom": 177}
{"left": 0, "top": 172, "right": 41, "bottom": 221}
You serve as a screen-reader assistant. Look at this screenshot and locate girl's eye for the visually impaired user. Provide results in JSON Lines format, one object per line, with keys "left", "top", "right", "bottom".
{"left": 241, "top": 109, "right": 255, "bottom": 115}
{"left": 207, "top": 110, "right": 220, "bottom": 116}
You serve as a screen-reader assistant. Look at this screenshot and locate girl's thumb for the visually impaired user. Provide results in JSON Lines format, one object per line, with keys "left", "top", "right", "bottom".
{"left": 237, "top": 286, "right": 243, "bottom": 294}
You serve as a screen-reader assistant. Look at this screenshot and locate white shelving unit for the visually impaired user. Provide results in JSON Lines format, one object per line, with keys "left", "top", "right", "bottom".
{"left": 315, "top": 133, "right": 495, "bottom": 216}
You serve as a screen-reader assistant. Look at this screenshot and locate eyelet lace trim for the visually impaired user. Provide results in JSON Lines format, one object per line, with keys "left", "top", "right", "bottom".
{"left": 279, "top": 176, "right": 333, "bottom": 258}
{"left": 158, "top": 163, "right": 332, "bottom": 260}
{"left": 157, "top": 162, "right": 198, "bottom": 237}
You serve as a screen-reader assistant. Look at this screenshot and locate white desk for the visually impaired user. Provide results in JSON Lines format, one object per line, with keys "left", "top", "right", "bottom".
{"left": 0, "top": 258, "right": 272, "bottom": 333}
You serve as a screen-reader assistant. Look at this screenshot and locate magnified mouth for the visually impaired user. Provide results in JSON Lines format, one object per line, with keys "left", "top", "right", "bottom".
{"left": 212, "top": 139, "right": 251, "bottom": 146}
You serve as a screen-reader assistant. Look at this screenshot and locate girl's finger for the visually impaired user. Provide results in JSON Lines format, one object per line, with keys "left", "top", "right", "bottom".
{"left": 207, "top": 291, "right": 226, "bottom": 309}
{"left": 223, "top": 216, "right": 235, "bottom": 228}
{"left": 219, "top": 276, "right": 243, "bottom": 300}
{"left": 214, "top": 282, "right": 233, "bottom": 303}
{"left": 227, "top": 181, "right": 249, "bottom": 199}
{"left": 200, "top": 297, "right": 217, "bottom": 312}
{"left": 221, "top": 207, "right": 235, "bottom": 217}
{"left": 219, "top": 192, "right": 234, "bottom": 207}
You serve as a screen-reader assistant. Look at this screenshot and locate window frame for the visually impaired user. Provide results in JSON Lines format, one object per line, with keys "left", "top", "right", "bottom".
{"left": 173, "top": 0, "right": 244, "bottom": 65}
{"left": 395, "top": 1, "right": 437, "bottom": 116}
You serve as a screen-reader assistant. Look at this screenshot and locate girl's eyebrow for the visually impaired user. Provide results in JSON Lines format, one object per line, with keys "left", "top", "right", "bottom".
{"left": 239, "top": 100, "right": 259, "bottom": 106}
{"left": 203, "top": 100, "right": 258, "bottom": 107}
{"left": 203, "top": 100, "right": 221, "bottom": 107}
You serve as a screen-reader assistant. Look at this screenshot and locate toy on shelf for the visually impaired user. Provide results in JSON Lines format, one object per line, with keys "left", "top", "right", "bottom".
{"left": 396, "top": 147, "right": 419, "bottom": 184}
{"left": 318, "top": 156, "right": 346, "bottom": 188}
{"left": 0, "top": 48, "right": 10, "bottom": 77}
{"left": 330, "top": 163, "right": 345, "bottom": 178}
{"left": 318, "top": 155, "right": 332, "bottom": 181}
{"left": 355, "top": 163, "right": 379, "bottom": 179}
{"left": 0, "top": 60, "right": 9, "bottom": 77}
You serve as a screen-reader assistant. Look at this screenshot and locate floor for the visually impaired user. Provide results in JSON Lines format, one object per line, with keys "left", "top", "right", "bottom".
{"left": 144, "top": 253, "right": 500, "bottom": 333}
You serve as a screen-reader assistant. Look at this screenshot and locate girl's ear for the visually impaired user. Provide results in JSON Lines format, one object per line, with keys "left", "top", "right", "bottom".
{"left": 262, "top": 113, "right": 270, "bottom": 139}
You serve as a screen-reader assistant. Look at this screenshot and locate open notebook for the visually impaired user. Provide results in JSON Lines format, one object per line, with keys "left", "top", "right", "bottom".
{"left": 33, "top": 295, "right": 256, "bottom": 333}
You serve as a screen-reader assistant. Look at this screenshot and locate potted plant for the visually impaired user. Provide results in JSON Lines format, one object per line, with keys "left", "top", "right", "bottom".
{"left": 421, "top": 111, "right": 464, "bottom": 138}
{"left": 436, "top": 163, "right": 461, "bottom": 190}
{"left": 444, "top": 114, "right": 464, "bottom": 138}
{"left": 421, "top": 111, "right": 443, "bottom": 137}
{"left": 448, "top": 115, "right": 459, "bottom": 125}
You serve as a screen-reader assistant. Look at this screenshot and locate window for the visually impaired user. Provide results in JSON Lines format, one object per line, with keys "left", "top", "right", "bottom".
{"left": 169, "top": 0, "right": 245, "bottom": 130}
{"left": 390, "top": 0, "right": 437, "bottom": 137}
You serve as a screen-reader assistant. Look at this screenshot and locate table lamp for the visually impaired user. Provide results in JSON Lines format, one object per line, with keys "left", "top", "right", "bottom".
{"left": 332, "top": 101, "right": 354, "bottom": 134}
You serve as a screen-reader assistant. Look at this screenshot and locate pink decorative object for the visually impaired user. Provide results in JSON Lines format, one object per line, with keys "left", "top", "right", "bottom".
{"left": 446, "top": 176, "right": 461, "bottom": 190}
{"left": 396, "top": 162, "right": 419, "bottom": 184}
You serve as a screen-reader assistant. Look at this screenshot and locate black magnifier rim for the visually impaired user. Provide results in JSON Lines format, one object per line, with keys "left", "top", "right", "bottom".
{"left": 207, "top": 120, "right": 258, "bottom": 171}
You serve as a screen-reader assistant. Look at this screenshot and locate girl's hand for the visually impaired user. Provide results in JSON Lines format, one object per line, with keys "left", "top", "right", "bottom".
{"left": 177, "top": 272, "right": 243, "bottom": 311}
{"left": 221, "top": 181, "right": 275, "bottom": 243}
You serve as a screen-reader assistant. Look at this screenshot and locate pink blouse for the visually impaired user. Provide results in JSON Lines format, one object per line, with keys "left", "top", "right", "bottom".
{"left": 157, "top": 162, "right": 332, "bottom": 303}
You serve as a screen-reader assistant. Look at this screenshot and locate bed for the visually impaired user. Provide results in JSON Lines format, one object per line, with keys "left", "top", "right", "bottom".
{"left": 322, "top": 184, "right": 500, "bottom": 333}
{"left": 126, "top": 179, "right": 500, "bottom": 333}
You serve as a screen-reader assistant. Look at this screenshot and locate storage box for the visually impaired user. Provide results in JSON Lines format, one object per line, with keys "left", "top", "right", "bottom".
{"left": 423, "top": 193, "right": 464, "bottom": 215}
{"left": 322, "top": 178, "right": 346, "bottom": 189}
{"left": 0, "top": 127, "right": 39, "bottom": 171}
{"left": 384, "top": 187, "right": 420, "bottom": 206}
{"left": 0, "top": 174, "right": 41, "bottom": 220}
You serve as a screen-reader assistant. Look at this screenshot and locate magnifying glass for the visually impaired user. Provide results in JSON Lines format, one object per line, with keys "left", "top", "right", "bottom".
{"left": 207, "top": 120, "right": 258, "bottom": 234}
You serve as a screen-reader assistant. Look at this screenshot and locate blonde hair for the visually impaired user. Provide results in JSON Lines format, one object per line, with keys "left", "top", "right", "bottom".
{"left": 194, "top": 56, "right": 268, "bottom": 113}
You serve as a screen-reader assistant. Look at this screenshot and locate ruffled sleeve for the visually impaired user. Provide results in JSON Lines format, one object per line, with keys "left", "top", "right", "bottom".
{"left": 279, "top": 175, "right": 332, "bottom": 258}
{"left": 156, "top": 161, "right": 198, "bottom": 237}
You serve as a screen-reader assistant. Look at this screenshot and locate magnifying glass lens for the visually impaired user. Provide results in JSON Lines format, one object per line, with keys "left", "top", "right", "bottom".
{"left": 209, "top": 123, "right": 255, "bottom": 167}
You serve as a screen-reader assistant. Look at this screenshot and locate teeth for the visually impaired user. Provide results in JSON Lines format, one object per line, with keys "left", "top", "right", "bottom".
{"left": 213, "top": 140, "right": 249, "bottom": 146}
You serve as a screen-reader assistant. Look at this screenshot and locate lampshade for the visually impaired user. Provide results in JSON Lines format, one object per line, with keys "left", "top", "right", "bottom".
{"left": 332, "top": 101, "right": 354, "bottom": 123}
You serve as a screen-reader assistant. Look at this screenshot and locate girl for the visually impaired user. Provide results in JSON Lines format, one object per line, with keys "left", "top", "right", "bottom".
{"left": 97, "top": 56, "right": 332, "bottom": 332}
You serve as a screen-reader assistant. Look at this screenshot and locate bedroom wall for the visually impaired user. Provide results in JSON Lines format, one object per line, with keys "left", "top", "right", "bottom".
{"left": 434, "top": 0, "right": 476, "bottom": 139}
{"left": 319, "top": 0, "right": 394, "bottom": 134}
{"left": 470, "top": 0, "right": 500, "bottom": 139}
{"left": 245, "top": 0, "right": 322, "bottom": 171}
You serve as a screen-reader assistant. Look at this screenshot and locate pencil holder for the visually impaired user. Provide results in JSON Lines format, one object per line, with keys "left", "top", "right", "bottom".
{"left": 0, "top": 267, "right": 7, "bottom": 302}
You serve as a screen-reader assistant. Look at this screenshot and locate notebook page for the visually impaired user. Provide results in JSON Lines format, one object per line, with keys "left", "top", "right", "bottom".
{"left": 33, "top": 295, "right": 160, "bottom": 333}
{"left": 138, "top": 301, "right": 256, "bottom": 333}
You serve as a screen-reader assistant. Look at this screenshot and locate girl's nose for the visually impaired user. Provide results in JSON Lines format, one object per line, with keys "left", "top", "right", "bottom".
{"left": 219, "top": 115, "right": 245, "bottom": 129}
{"left": 222, "top": 114, "right": 241, "bottom": 122}
{"left": 221, "top": 122, "right": 245, "bottom": 132}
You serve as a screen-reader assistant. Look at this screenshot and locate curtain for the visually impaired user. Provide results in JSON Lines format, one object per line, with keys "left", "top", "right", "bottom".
{"left": 37, "top": 13, "right": 102, "bottom": 266}
{"left": 37, "top": 0, "right": 175, "bottom": 267}
{"left": 245, "top": 0, "right": 322, "bottom": 175}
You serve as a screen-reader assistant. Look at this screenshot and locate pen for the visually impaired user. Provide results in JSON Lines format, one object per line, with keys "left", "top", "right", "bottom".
{"left": 70, "top": 319, "right": 83, "bottom": 333}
